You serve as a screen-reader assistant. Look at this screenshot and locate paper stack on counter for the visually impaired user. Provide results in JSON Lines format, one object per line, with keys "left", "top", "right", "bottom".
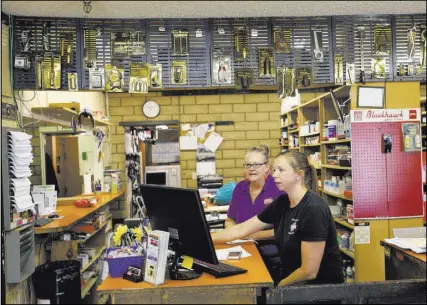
{"left": 7, "top": 131, "right": 35, "bottom": 214}
{"left": 144, "top": 230, "right": 170, "bottom": 285}
{"left": 385, "top": 238, "right": 426, "bottom": 254}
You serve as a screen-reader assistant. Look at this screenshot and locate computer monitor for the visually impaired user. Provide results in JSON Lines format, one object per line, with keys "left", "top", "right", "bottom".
{"left": 140, "top": 184, "right": 217, "bottom": 280}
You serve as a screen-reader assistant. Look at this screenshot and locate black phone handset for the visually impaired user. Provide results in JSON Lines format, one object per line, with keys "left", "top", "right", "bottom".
{"left": 357, "top": 26, "right": 366, "bottom": 84}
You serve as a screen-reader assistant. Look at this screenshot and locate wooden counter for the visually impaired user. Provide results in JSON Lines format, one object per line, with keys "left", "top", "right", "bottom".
{"left": 34, "top": 190, "right": 125, "bottom": 234}
{"left": 97, "top": 242, "right": 273, "bottom": 304}
{"left": 380, "top": 240, "right": 426, "bottom": 280}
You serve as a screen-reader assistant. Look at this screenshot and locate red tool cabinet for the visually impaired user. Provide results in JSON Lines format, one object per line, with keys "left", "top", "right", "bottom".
{"left": 351, "top": 109, "right": 423, "bottom": 219}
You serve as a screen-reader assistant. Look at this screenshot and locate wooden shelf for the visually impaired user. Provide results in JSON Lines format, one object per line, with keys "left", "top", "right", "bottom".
{"left": 77, "top": 216, "right": 112, "bottom": 244}
{"left": 289, "top": 147, "right": 300, "bottom": 150}
{"left": 422, "top": 124, "right": 427, "bottom": 127}
{"left": 322, "top": 139, "right": 351, "bottom": 144}
{"left": 301, "top": 143, "right": 321, "bottom": 147}
{"left": 421, "top": 96, "right": 426, "bottom": 103}
{"left": 280, "top": 144, "right": 289, "bottom": 147}
{"left": 288, "top": 128, "right": 299, "bottom": 134}
{"left": 322, "top": 190, "right": 353, "bottom": 201}
{"left": 322, "top": 165, "right": 352, "bottom": 170}
{"left": 31, "top": 107, "right": 115, "bottom": 127}
{"left": 81, "top": 276, "right": 99, "bottom": 299}
{"left": 339, "top": 247, "right": 355, "bottom": 259}
{"left": 300, "top": 132, "right": 320, "bottom": 137}
{"left": 81, "top": 245, "right": 107, "bottom": 273}
{"left": 97, "top": 294, "right": 110, "bottom": 304}
{"left": 334, "top": 217, "right": 354, "bottom": 230}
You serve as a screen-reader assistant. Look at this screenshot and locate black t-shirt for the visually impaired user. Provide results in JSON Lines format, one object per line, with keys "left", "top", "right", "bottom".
{"left": 257, "top": 191, "right": 344, "bottom": 285}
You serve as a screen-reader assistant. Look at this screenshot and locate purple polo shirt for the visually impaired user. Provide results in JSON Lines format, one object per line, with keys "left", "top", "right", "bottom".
{"left": 227, "top": 175, "right": 284, "bottom": 224}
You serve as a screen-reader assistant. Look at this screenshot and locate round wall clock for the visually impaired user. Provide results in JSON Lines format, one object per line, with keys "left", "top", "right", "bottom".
{"left": 142, "top": 100, "right": 160, "bottom": 118}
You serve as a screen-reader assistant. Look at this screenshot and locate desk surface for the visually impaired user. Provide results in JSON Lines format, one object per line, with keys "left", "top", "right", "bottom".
{"left": 97, "top": 243, "right": 273, "bottom": 293}
{"left": 381, "top": 241, "right": 426, "bottom": 263}
{"left": 34, "top": 190, "right": 125, "bottom": 234}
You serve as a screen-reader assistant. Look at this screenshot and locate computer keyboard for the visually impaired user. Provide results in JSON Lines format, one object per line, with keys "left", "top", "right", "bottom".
{"left": 192, "top": 259, "right": 248, "bottom": 278}
{"left": 35, "top": 217, "right": 54, "bottom": 227}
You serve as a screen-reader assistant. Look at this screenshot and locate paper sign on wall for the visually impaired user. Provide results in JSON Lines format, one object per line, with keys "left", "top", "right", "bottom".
{"left": 179, "top": 135, "right": 197, "bottom": 150}
{"left": 181, "top": 123, "right": 191, "bottom": 131}
{"left": 203, "top": 132, "right": 223, "bottom": 152}
{"left": 355, "top": 222, "right": 370, "bottom": 244}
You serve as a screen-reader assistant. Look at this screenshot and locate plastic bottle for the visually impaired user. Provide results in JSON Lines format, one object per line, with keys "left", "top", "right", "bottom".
{"left": 349, "top": 231, "right": 355, "bottom": 251}
{"left": 341, "top": 233, "right": 350, "bottom": 249}
{"left": 346, "top": 265, "right": 354, "bottom": 283}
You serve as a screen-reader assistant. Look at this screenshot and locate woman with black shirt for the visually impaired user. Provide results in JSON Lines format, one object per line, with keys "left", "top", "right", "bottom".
{"left": 212, "top": 151, "right": 344, "bottom": 286}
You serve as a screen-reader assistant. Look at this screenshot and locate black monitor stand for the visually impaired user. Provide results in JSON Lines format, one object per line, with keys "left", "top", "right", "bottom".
{"left": 168, "top": 241, "right": 202, "bottom": 280}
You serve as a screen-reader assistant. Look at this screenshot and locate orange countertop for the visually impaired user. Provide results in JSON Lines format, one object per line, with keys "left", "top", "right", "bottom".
{"left": 381, "top": 240, "right": 426, "bottom": 263}
{"left": 97, "top": 242, "right": 273, "bottom": 292}
{"left": 34, "top": 190, "right": 125, "bottom": 234}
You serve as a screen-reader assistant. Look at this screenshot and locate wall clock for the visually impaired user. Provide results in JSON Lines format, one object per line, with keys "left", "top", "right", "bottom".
{"left": 142, "top": 100, "right": 160, "bottom": 118}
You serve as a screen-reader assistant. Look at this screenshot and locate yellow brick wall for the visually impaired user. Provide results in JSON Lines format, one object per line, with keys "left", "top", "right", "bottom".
{"left": 109, "top": 91, "right": 318, "bottom": 215}
{"left": 111, "top": 93, "right": 277, "bottom": 188}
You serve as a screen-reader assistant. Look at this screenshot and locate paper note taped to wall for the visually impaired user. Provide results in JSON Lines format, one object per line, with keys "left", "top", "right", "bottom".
{"left": 355, "top": 224, "right": 370, "bottom": 244}
{"left": 195, "top": 124, "right": 209, "bottom": 139}
{"left": 203, "top": 132, "right": 223, "bottom": 152}
{"left": 196, "top": 161, "right": 216, "bottom": 176}
{"left": 181, "top": 123, "right": 191, "bottom": 131}
{"left": 179, "top": 135, "right": 197, "bottom": 150}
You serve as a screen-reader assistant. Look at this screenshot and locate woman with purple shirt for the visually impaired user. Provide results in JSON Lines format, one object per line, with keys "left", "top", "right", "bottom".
{"left": 226, "top": 145, "right": 284, "bottom": 282}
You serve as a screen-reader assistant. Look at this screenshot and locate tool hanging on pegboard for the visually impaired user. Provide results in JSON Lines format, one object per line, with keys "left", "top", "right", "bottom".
{"left": 42, "top": 55, "right": 61, "bottom": 89}
{"left": 14, "top": 27, "right": 32, "bottom": 71}
{"left": 357, "top": 26, "right": 366, "bottom": 84}
{"left": 83, "top": 28, "right": 99, "bottom": 68}
{"left": 234, "top": 25, "right": 249, "bottom": 61}
{"left": 60, "top": 33, "right": 74, "bottom": 67}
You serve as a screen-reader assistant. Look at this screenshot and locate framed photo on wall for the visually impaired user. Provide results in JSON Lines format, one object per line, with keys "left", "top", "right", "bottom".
{"left": 357, "top": 86, "right": 385, "bottom": 108}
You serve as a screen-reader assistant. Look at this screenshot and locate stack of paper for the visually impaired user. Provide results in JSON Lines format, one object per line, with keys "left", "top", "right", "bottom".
{"left": 7, "top": 131, "right": 35, "bottom": 214}
{"left": 8, "top": 131, "right": 33, "bottom": 178}
{"left": 144, "top": 230, "right": 170, "bottom": 285}
{"left": 385, "top": 238, "right": 426, "bottom": 254}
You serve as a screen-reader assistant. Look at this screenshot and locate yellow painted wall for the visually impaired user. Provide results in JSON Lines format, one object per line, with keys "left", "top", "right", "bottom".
{"left": 350, "top": 82, "right": 421, "bottom": 110}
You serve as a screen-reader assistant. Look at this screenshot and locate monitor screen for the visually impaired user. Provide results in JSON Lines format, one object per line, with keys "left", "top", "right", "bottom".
{"left": 140, "top": 185, "right": 218, "bottom": 266}
{"left": 145, "top": 172, "right": 167, "bottom": 185}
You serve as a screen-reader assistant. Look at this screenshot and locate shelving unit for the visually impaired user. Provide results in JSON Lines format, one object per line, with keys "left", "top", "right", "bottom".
{"left": 81, "top": 276, "right": 99, "bottom": 299}
{"left": 334, "top": 217, "right": 355, "bottom": 230}
{"left": 322, "top": 165, "right": 352, "bottom": 170}
{"left": 77, "top": 216, "right": 112, "bottom": 244}
{"left": 323, "top": 139, "right": 351, "bottom": 144}
{"left": 340, "top": 247, "right": 355, "bottom": 260}
{"left": 81, "top": 245, "right": 107, "bottom": 273}
{"left": 30, "top": 107, "right": 115, "bottom": 127}
{"left": 322, "top": 190, "right": 353, "bottom": 201}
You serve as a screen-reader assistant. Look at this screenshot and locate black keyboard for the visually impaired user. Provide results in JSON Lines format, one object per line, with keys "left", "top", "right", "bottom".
{"left": 35, "top": 218, "right": 53, "bottom": 227}
{"left": 192, "top": 259, "right": 248, "bottom": 278}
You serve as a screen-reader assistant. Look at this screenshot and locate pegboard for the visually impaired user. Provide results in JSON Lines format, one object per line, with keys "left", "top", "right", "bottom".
{"left": 351, "top": 122, "right": 389, "bottom": 219}
{"left": 210, "top": 18, "right": 235, "bottom": 86}
{"left": 231, "top": 18, "right": 274, "bottom": 87}
{"left": 386, "top": 122, "right": 423, "bottom": 217}
{"left": 393, "top": 14, "right": 427, "bottom": 82}
{"left": 13, "top": 16, "right": 78, "bottom": 89}
{"left": 147, "top": 19, "right": 211, "bottom": 88}
{"left": 10, "top": 15, "right": 427, "bottom": 91}
{"left": 80, "top": 19, "right": 149, "bottom": 90}
{"left": 272, "top": 17, "right": 333, "bottom": 84}
{"left": 333, "top": 15, "right": 394, "bottom": 82}
{"left": 352, "top": 121, "right": 424, "bottom": 219}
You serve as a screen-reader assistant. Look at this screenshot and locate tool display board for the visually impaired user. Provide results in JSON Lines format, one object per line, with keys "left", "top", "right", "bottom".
{"left": 11, "top": 14, "right": 426, "bottom": 90}
{"left": 351, "top": 109, "right": 423, "bottom": 219}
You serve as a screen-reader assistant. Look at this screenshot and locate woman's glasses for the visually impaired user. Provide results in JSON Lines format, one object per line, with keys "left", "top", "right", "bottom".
{"left": 243, "top": 163, "right": 267, "bottom": 169}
